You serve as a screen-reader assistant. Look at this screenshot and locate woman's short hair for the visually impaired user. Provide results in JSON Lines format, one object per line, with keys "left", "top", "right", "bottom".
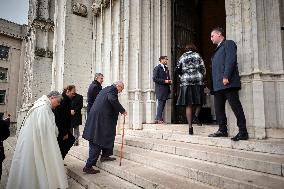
{"left": 185, "top": 43, "right": 198, "bottom": 52}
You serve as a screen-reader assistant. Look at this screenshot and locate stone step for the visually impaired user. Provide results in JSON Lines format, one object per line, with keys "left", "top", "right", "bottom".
{"left": 67, "top": 176, "right": 86, "bottom": 189}
{"left": 111, "top": 143, "right": 284, "bottom": 189}
{"left": 69, "top": 146, "right": 216, "bottom": 189}
{"left": 124, "top": 130, "right": 284, "bottom": 155}
{"left": 65, "top": 155, "right": 141, "bottom": 189}
{"left": 110, "top": 136, "right": 284, "bottom": 177}
{"left": 142, "top": 124, "right": 218, "bottom": 135}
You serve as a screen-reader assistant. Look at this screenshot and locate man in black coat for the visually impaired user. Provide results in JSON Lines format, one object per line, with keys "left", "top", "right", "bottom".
{"left": 70, "top": 93, "right": 83, "bottom": 146}
{"left": 208, "top": 27, "right": 248, "bottom": 141}
{"left": 53, "top": 85, "right": 76, "bottom": 159}
{"left": 153, "top": 56, "right": 172, "bottom": 123}
{"left": 0, "top": 119, "right": 10, "bottom": 180}
{"left": 87, "top": 73, "right": 104, "bottom": 113}
{"left": 82, "top": 81, "right": 127, "bottom": 174}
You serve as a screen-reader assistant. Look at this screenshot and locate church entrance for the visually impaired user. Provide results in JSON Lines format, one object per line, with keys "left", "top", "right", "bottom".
{"left": 171, "top": 0, "right": 226, "bottom": 124}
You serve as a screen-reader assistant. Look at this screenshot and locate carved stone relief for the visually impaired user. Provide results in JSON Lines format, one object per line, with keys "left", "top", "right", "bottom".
{"left": 32, "top": 18, "right": 54, "bottom": 32}
{"left": 72, "top": 2, "right": 88, "bottom": 17}
{"left": 91, "top": 0, "right": 112, "bottom": 16}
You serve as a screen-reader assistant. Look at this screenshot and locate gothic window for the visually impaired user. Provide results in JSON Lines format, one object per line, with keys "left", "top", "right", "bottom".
{"left": 0, "top": 45, "right": 9, "bottom": 59}
{"left": 0, "top": 90, "right": 6, "bottom": 104}
{"left": 0, "top": 68, "right": 8, "bottom": 82}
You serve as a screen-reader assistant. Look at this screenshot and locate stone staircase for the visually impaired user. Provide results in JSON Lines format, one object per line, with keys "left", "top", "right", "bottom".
{"left": 2, "top": 124, "right": 284, "bottom": 189}
{"left": 68, "top": 124, "right": 284, "bottom": 189}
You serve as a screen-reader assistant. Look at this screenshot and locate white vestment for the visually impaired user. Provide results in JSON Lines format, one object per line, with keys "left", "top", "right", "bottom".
{"left": 6, "top": 95, "right": 68, "bottom": 189}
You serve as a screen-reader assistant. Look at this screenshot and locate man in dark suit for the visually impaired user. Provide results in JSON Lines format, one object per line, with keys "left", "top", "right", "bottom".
{"left": 82, "top": 81, "right": 127, "bottom": 174}
{"left": 87, "top": 73, "right": 104, "bottom": 113}
{"left": 0, "top": 119, "right": 9, "bottom": 180}
{"left": 153, "top": 56, "right": 172, "bottom": 124}
{"left": 53, "top": 85, "right": 76, "bottom": 159}
{"left": 208, "top": 27, "right": 248, "bottom": 141}
{"left": 70, "top": 93, "right": 83, "bottom": 146}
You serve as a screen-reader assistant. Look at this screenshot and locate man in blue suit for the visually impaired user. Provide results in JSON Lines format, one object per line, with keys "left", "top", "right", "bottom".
{"left": 208, "top": 27, "right": 248, "bottom": 141}
{"left": 153, "top": 56, "right": 172, "bottom": 124}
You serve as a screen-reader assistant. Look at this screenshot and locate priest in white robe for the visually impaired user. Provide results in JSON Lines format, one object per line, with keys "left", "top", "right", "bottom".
{"left": 6, "top": 91, "right": 68, "bottom": 189}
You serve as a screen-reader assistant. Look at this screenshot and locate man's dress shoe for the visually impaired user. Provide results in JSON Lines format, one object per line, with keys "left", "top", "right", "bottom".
{"left": 208, "top": 131, "right": 228, "bottom": 137}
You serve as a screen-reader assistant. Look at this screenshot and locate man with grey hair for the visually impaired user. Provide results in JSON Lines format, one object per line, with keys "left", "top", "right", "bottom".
{"left": 82, "top": 81, "right": 127, "bottom": 174}
{"left": 87, "top": 73, "right": 104, "bottom": 113}
{"left": 7, "top": 91, "right": 68, "bottom": 189}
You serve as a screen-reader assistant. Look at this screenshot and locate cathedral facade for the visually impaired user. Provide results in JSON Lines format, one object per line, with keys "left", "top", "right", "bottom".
{"left": 18, "top": 0, "right": 284, "bottom": 139}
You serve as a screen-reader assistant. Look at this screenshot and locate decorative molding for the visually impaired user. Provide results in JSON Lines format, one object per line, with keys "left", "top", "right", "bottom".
{"left": 35, "top": 48, "right": 46, "bottom": 57}
{"left": 46, "top": 50, "right": 53, "bottom": 58}
{"left": 32, "top": 18, "right": 54, "bottom": 31}
{"left": 34, "top": 48, "right": 53, "bottom": 58}
{"left": 72, "top": 2, "right": 88, "bottom": 17}
{"left": 91, "top": 0, "right": 112, "bottom": 17}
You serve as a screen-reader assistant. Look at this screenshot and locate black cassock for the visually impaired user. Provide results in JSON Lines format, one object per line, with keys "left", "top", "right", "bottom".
{"left": 83, "top": 85, "right": 125, "bottom": 149}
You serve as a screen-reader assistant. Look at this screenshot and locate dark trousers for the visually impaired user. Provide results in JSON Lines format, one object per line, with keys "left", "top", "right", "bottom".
{"left": 0, "top": 145, "right": 4, "bottom": 181}
{"left": 0, "top": 161, "right": 2, "bottom": 181}
{"left": 58, "top": 131, "right": 75, "bottom": 159}
{"left": 214, "top": 89, "right": 247, "bottom": 133}
{"left": 85, "top": 142, "right": 113, "bottom": 168}
{"left": 156, "top": 99, "right": 166, "bottom": 121}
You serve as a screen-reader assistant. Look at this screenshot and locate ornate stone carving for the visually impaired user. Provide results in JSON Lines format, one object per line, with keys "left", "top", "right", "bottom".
{"left": 46, "top": 50, "right": 53, "bottom": 58}
{"left": 34, "top": 48, "right": 53, "bottom": 58}
{"left": 91, "top": 0, "right": 111, "bottom": 17}
{"left": 35, "top": 48, "right": 46, "bottom": 57}
{"left": 72, "top": 2, "right": 88, "bottom": 17}
{"left": 32, "top": 18, "right": 54, "bottom": 31}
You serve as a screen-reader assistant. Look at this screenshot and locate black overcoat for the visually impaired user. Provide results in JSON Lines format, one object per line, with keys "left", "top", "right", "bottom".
{"left": 153, "top": 64, "right": 171, "bottom": 100}
{"left": 211, "top": 40, "right": 241, "bottom": 92}
{"left": 0, "top": 119, "right": 10, "bottom": 161}
{"left": 87, "top": 80, "right": 102, "bottom": 113}
{"left": 53, "top": 93, "right": 75, "bottom": 158}
{"left": 71, "top": 93, "right": 83, "bottom": 128}
{"left": 53, "top": 93, "right": 72, "bottom": 138}
{"left": 82, "top": 85, "right": 125, "bottom": 149}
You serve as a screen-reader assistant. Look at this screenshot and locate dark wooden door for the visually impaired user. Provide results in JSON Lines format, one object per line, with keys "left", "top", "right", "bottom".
{"left": 171, "top": 0, "right": 200, "bottom": 123}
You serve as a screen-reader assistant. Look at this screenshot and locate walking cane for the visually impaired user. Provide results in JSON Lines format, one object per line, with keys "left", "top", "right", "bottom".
{"left": 119, "top": 115, "right": 126, "bottom": 166}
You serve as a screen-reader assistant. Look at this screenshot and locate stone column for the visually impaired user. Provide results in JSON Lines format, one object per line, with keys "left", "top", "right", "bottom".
{"left": 51, "top": 0, "right": 67, "bottom": 91}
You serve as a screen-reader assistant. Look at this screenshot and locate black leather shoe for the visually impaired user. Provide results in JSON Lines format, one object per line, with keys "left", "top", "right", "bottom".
{"left": 208, "top": 131, "right": 228, "bottom": 137}
{"left": 83, "top": 166, "right": 100, "bottom": 174}
{"left": 189, "top": 127, "right": 193, "bottom": 135}
{"left": 100, "top": 156, "right": 116, "bottom": 162}
{"left": 231, "top": 132, "right": 249, "bottom": 141}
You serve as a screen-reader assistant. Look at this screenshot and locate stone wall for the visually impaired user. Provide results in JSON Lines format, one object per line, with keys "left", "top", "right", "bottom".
{"left": 91, "top": 0, "right": 171, "bottom": 129}
{"left": 226, "top": 0, "right": 284, "bottom": 138}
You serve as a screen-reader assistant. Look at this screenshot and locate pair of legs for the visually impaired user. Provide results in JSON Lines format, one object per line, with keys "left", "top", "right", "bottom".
{"left": 70, "top": 125, "right": 80, "bottom": 145}
{"left": 211, "top": 89, "right": 248, "bottom": 140}
{"left": 185, "top": 105, "right": 202, "bottom": 134}
{"left": 57, "top": 132, "right": 75, "bottom": 159}
{"left": 85, "top": 142, "right": 113, "bottom": 168}
{"left": 155, "top": 99, "right": 167, "bottom": 123}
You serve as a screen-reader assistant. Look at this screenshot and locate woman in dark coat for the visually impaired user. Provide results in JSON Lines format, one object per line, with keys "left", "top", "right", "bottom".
{"left": 176, "top": 43, "right": 206, "bottom": 135}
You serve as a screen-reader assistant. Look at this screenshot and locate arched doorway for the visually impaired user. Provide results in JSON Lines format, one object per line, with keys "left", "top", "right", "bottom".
{"left": 171, "top": 0, "right": 226, "bottom": 124}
